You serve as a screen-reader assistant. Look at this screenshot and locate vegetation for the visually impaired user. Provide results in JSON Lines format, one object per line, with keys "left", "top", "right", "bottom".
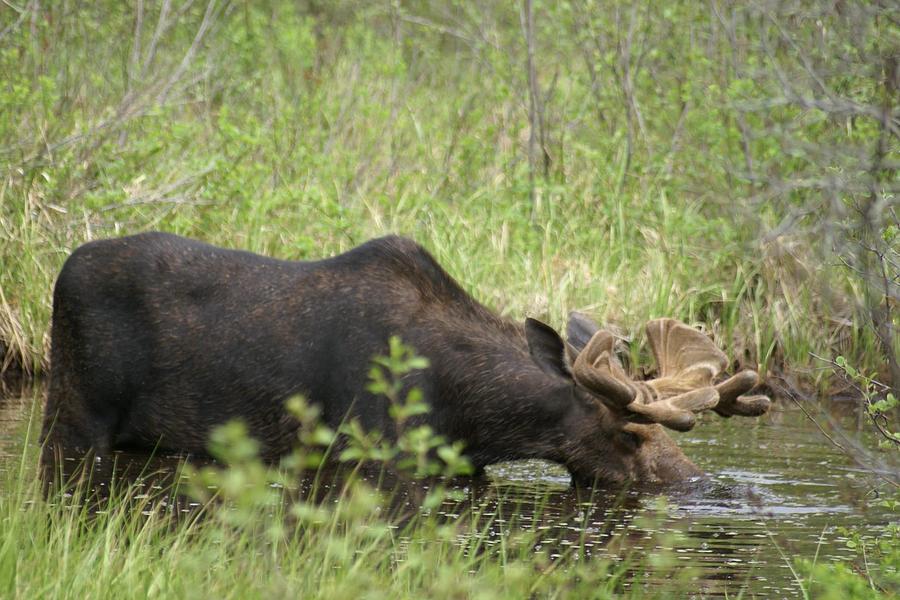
{"left": 1, "top": 1, "right": 896, "bottom": 387}
{"left": 0, "top": 1, "right": 897, "bottom": 598}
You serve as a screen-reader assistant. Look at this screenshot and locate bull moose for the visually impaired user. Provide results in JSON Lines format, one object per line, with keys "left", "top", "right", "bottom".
{"left": 41, "top": 232, "right": 771, "bottom": 485}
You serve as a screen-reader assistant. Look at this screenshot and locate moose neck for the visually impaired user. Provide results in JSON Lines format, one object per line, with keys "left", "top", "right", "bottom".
{"left": 429, "top": 320, "right": 572, "bottom": 469}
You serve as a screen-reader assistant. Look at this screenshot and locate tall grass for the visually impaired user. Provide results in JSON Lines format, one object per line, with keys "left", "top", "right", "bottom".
{"left": 0, "top": 1, "right": 893, "bottom": 386}
{"left": 2, "top": 466, "right": 665, "bottom": 599}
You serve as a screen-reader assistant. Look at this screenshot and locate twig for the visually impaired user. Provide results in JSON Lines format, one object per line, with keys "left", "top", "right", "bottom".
{"left": 142, "top": 0, "right": 173, "bottom": 75}
{"left": 659, "top": 97, "right": 691, "bottom": 179}
{"left": 396, "top": 13, "right": 477, "bottom": 48}
{"left": 129, "top": 0, "right": 145, "bottom": 89}
{"left": 711, "top": 0, "right": 755, "bottom": 181}
{"left": 0, "top": 0, "right": 25, "bottom": 11}
{"left": 157, "top": 0, "right": 222, "bottom": 105}
{"left": 97, "top": 165, "right": 215, "bottom": 213}
{"left": 808, "top": 353, "right": 900, "bottom": 447}
{"left": 771, "top": 377, "right": 899, "bottom": 488}
{"left": 569, "top": 1, "right": 609, "bottom": 128}
{"left": 0, "top": 0, "right": 28, "bottom": 42}
{"left": 622, "top": 2, "right": 648, "bottom": 140}
{"left": 772, "top": 379, "right": 850, "bottom": 453}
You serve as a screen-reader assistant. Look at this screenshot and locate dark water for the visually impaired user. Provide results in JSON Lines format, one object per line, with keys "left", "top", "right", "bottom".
{"left": 1, "top": 385, "right": 896, "bottom": 598}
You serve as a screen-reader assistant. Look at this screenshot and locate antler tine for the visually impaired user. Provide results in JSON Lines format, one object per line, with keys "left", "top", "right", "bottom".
{"left": 625, "top": 387, "right": 720, "bottom": 432}
{"left": 714, "top": 370, "right": 772, "bottom": 417}
{"left": 571, "top": 330, "right": 635, "bottom": 409}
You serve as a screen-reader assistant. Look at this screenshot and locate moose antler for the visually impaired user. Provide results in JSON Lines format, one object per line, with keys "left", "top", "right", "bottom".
{"left": 644, "top": 318, "right": 771, "bottom": 419}
{"left": 570, "top": 329, "right": 637, "bottom": 411}
{"left": 571, "top": 318, "right": 771, "bottom": 431}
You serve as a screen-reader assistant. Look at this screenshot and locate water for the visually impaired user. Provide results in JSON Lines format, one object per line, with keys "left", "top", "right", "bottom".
{"left": 478, "top": 411, "right": 895, "bottom": 597}
{"left": 1, "top": 384, "right": 896, "bottom": 597}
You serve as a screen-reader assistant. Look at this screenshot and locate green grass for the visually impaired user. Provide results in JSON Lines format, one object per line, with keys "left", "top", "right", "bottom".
{"left": 1, "top": 1, "right": 894, "bottom": 384}
{"left": 1, "top": 474, "right": 622, "bottom": 599}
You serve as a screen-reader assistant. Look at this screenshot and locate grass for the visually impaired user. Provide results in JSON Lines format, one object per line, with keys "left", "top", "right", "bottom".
{"left": 0, "top": 1, "right": 897, "bottom": 598}
{"left": 1, "top": 478, "right": 614, "bottom": 599}
{"left": 0, "top": 1, "right": 894, "bottom": 384}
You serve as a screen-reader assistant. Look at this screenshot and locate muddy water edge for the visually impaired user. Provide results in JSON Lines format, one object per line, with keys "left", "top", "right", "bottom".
{"left": 1, "top": 383, "right": 894, "bottom": 598}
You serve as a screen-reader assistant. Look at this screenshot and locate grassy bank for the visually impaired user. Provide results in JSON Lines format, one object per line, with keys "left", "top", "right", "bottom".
{"left": 1, "top": 1, "right": 896, "bottom": 387}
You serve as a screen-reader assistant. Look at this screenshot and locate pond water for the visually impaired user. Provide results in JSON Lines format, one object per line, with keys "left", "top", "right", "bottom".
{"left": 1, "top": 384, "right": 896, "bottom": 597}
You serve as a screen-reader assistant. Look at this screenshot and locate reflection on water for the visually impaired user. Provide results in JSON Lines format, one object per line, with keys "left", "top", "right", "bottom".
{"left": 1, "top": 385, "right": 894, "bottom": 598}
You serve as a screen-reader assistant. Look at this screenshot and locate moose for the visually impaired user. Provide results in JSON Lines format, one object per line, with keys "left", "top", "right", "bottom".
{"left": 41, "top": 232, "right": 771, "bottom": 486}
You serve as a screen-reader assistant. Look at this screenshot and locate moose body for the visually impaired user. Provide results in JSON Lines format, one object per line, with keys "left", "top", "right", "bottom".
{"left": 43, "top": 232, "right": 770, "bottom": 485}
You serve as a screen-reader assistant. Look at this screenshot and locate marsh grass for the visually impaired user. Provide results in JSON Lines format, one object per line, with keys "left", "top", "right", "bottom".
{"left": 0, "top": 1, "right": 893, "bottom": 387}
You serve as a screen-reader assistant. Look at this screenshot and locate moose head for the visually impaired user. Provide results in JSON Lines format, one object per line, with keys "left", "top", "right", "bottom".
{"left": 526, "top": 313, "right": 772, "bottom": 486}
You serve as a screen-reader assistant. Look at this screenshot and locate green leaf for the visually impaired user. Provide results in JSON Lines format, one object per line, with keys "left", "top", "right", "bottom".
{"left": 339, "top": 447, "right": 363, "bottom": 462}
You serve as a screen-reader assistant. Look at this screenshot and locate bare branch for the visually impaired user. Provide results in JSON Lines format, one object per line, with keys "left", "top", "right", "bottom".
{"left": 520, "top": 0, "right": 540, "bottom": 213}
{"left": 0, "top": 0, "right": 29, "bottom": 42}
{"left": 142, "top": 0, "right": 173, "bottom": 76}
{"left": 772, "top": 376, "right": 899, "bottom": 488}
{"left": 157, "top": 0, "right": 222, "bottom": 105}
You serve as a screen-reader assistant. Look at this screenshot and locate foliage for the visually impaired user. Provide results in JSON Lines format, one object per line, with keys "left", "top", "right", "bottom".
{"left": 829, "top": 493, "right": 900, "bottom": 597}
{"left": 0, "top": 0, "right": 895, "bottom": 390}
{"left": 798, "top": 559, "right": 885, "bottom": 600}
{"left": 834, "top": 355, "right": 899, "bottom": 448}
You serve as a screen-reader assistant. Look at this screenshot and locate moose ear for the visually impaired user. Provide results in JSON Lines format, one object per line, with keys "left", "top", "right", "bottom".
{"left": 566, "top": 311, "right": 601, "bottom": 357}
{"left": 525, "top": 318, "right": 571, "bottom": 379}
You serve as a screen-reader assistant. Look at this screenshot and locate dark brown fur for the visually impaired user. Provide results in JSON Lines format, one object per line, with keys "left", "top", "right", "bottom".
{"left": 42, "top": 233, "right": 701, "bottom": 485}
